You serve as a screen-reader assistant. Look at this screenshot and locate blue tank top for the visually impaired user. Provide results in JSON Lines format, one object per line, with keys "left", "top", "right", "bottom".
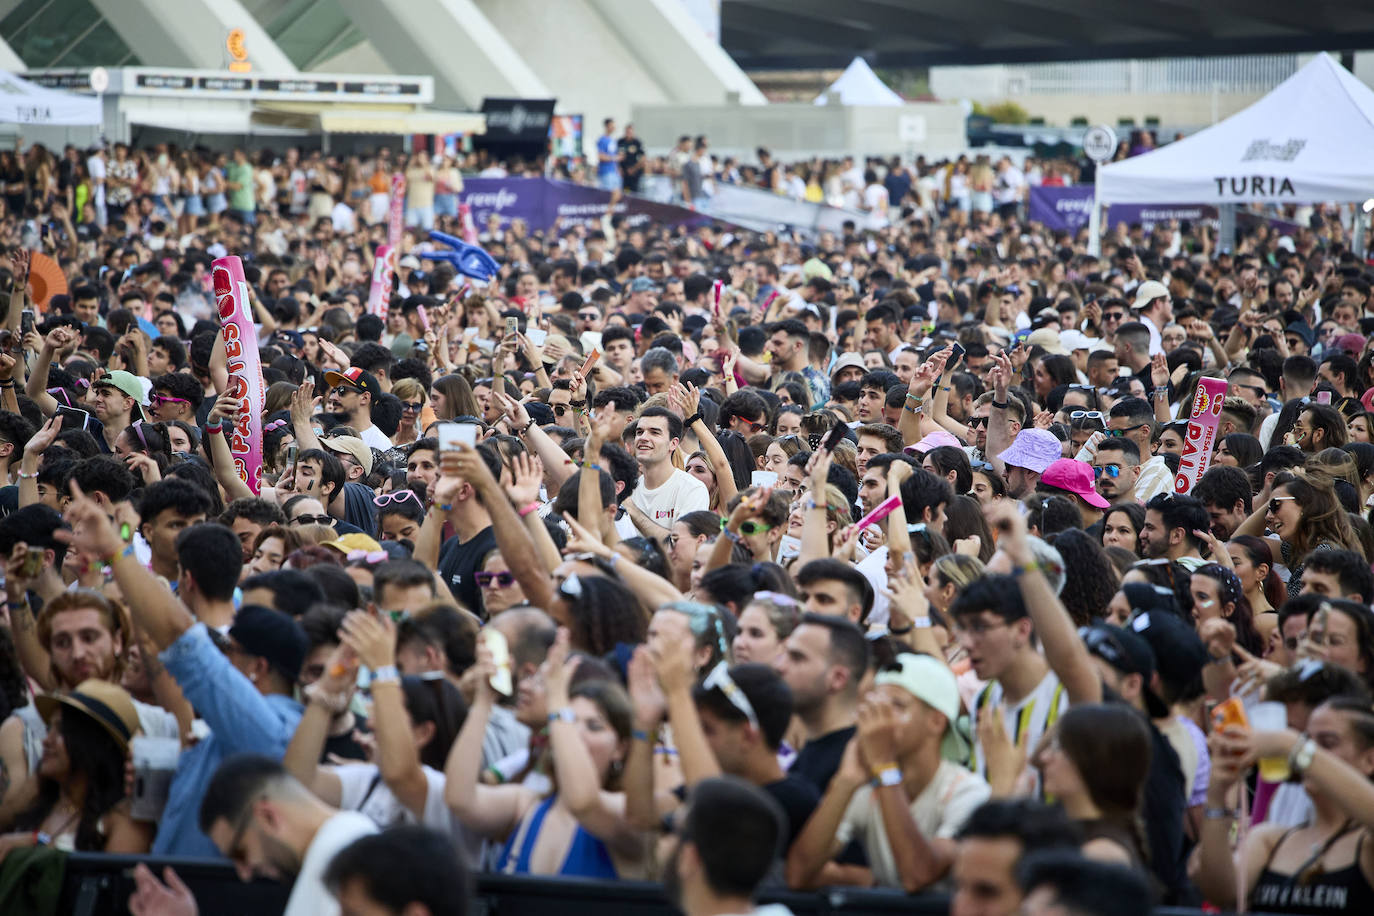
{"left": 498, "top": 795, "right": 618, "bottom": 879}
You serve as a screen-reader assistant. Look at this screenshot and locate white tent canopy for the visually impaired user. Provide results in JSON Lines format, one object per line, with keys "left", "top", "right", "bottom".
{"left": 814, "top": 57, "right": 904, "bottom": 107}
{"left": 1098, "top": 54, "right": 1374, "bottom": 205}
{"left": 0, "top": 71, "right": 100, "bottom": 126}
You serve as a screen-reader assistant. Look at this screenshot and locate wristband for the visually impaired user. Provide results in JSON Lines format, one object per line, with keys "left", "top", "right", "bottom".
{"left": 1289, "top": 736, "right": 1317, "bottom": 777}
{"left": 904, "top": 392, "right": 923, "bottom": 404}
{"left": 518, "top": 419, "right": 534, "bottom": 435}
{"left": 722, "top": 528, "right": 746, "bottom": 546}
{"left": 684, "top": 412, "right": 703, "bottom": 427}
{"left": 517, "top": 502, "right": 541, "bottom": 518}
{"left": 991, "top": 399, "right": 1009, "bottom": 409}
{"left": 304, "top": 681, "right": 352, "bottom": 714}
{"left": 15, "top": 470, "right": 36, "bottom": 479}
{"left": 903, "top": 404, "right": 923, "bottom": 416}
{"left": 940, "top": 386, "right": 952, "bottom": 392}
{"left": 370, "top": 665, "right": 400, "bottom": 685}
{"left": 631, "top": 728, "right": 655, "bottom": 743}
{"left": 549, "top": 706, "right": 576, "bottom": 724}
{"left": 1203, "top": 806, "right": 1236, "bottom": 821}
{"left": 583, "top": 462, "right": 604, "bottom": 473}
{"left": 570, "top": 399, "right": 587, "bottom": 408}
{"left": 1011, "top": 561, "right": 1041, "bottom": 577}
{"left": 102, "top": 543, "right": 136, "bottom": 568}
{"left": 204, "top": 420, "right": 223, "bottom": 435}
{"left": 872, "top": 764, "right": 902, "bottom": 787}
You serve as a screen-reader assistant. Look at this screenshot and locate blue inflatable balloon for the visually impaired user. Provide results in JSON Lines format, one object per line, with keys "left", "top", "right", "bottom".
{"left": 426, "top": 231, "right": 500, "bottom": 282}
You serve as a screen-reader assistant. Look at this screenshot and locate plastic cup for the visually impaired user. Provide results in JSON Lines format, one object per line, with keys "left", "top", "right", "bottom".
{"left": 130, "top": 735, "right": 180, "bottom": 821}
{"left": 1249, "top": 701, "right": 1291, "bottom": 782}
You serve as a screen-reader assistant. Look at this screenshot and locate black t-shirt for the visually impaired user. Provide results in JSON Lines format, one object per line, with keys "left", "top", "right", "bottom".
{"left": 790, "top": 726, "right": 855, "bottom": 795}
{"left": 321, "top": 713, "right": 372, "bottom": 763}
{"left": 620, "top": 137, "right": 644, "bottom": 173}
{"left": 437, "top": 525, "right": 497, "bottom": 617}
{"left": 764, "top": 773, "right": 820, "bottom": 851}
{"left": 1144, "top": 717, "right": 1191, "bottom": 903}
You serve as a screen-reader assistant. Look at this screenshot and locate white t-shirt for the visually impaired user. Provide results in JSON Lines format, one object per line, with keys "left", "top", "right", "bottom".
{"left": 334, "top": 761, "right": 481, "bottom": 864}
{"left": 631, "top": 468, "right": 709, "bottom": 528}
{"left": 284, "top": 811, "right": 377, "bottom": 916}
{"left": 358, "top": 424, "right": 393, "bottom": 451}
{"left": 967, "top": 670, "right": 1068, "bottom": 787}
{"left": 836, "top": 759, "right": 990, "bottom": 889}
{"left": 856, "top": 546, "right": 890, "bottom": 628}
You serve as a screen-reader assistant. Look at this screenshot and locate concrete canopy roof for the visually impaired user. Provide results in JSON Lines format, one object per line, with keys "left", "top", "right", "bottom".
{"left": 722, "top": 0, "right": 1374, "bottom": 70}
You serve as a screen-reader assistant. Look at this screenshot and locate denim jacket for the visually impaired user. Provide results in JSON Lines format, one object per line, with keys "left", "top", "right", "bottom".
{"left": 152, "top": 623, "right": 302, "bottom": 856}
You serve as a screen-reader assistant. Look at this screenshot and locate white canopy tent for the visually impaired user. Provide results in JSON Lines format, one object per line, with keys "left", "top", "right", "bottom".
{"left": 0, "top": 71, "right": 100, "bottom": 126}
{"left": 1098, "top": 54, "right": 1374, "bottom": 205}
{"left": 814, "top": 57, "right": 904, "bottom": 107}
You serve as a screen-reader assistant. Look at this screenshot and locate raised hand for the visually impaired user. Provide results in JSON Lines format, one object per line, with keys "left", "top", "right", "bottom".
{"left": 1032, "top": 410, "right": 1053, "bottom": 431}
{"left": 627, "top": 645, "right": 667, "bottom": 731}
{"left": 856, "top": 692, "right": 900, "bottom": 768}
{"left": 339, "top": 610, "right": 397, "bottom": 671}
{"left": 1151, "top": 351, "right": 1169, "bottom": 390}
{"left": 506, "top": 452, "right": 544, "bottom": 507}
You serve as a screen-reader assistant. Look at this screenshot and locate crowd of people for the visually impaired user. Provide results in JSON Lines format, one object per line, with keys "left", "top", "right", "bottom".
{"left": 0, "top": 134, "right": 1368, "bottom": 916}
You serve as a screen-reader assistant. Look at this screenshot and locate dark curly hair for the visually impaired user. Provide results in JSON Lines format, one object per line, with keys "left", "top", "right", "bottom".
{"left": 1046, "top": 529, "right": 1120, "bottom": 626}
{"left": 559, "top": 574, "right": 647, "bottom": 656}
{"left": 14, "top": 707, "right": 129, "bottom": 851}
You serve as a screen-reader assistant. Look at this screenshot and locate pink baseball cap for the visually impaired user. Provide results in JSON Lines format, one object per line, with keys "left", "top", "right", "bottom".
{"left": 904, "top": 429, "right": 961, "bottom": 455}
{"left": 1041, "top": 458, "right": 1111, "bottom": 509}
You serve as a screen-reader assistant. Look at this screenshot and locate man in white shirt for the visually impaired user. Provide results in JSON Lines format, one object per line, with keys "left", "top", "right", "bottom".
{"left": 628, "top": 406, "right": 708, "bottom": 536}
{"left": 86, "top": 146, "right": 107, "bottom": 227}
{"left": 323, "top": 367, "right": 392, "bottom": 451}
{"left": 129, "top": 754, "right": 378, "bottom": 916}
{"left": 1131, "top": 280, "right": 1172, "bottom": 357}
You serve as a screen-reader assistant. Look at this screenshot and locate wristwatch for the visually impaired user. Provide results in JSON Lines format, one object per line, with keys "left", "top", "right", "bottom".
{"left": 1289, "top": 736, "right": 1317, "bottom": 777}
{"left": 873, "top": 765, "right": 902, "bottom": 788}
{"left": 548, "top": 706, "right": 577, "bottom": 724}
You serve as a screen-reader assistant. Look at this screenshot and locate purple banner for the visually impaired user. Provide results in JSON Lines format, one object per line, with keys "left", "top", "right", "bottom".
{"left": 1029, "top": 185, "right": 1222, "bottom": 233}
{"left": 458, "top": 178, "right": 718, "bottom": 233}
{"left": 1028, "top": 185, "right": 1095, "bottom": 231}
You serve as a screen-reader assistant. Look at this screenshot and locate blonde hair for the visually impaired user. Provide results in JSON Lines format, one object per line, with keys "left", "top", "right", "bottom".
{"left": 393, "top": 377, "right": 426, "bottom": 404}
{"left": 932, "top": 553, "right": 986, "bottom": 590}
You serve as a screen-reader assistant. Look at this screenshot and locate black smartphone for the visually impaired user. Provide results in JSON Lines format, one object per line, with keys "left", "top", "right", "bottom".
{"left": 56, "top": 405, "right": 91, "bottom": 431}
{"left": 822, "top": 422, "right": 847, "bottom": 453}
{"left": 20, "top": 310, "right": 34, "bottom": 337}
{"left": 948, "top": 342, "right": 965, "bottom": 369}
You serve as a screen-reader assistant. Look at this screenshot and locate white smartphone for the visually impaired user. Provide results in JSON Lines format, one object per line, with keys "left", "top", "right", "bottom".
{"left": 526, "top": 327, "right": 548, "bottom": 346}
{"left": 751, "top": 470, "right": 779, "bottom": 488}
{"left": 484, "top": 628, "right": 513, "bottom": 696}
{"left": 438, "top": 422, "right": 478, "bottom": 452}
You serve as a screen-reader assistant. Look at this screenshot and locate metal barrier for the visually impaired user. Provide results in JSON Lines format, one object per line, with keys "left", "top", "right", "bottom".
{"left": 59, "top": 852, "right": 1251, "bottom": 916}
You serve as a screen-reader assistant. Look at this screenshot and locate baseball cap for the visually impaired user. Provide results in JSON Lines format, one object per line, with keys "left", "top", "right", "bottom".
{"left": 874, "top": 653, "right": 970, "bottom": 763}
{"left": 1059, "top": 329, "right": 1093, "bottom": 352}
{"left": 94, "top": 369, "right": 150, "bottom": 410}
{"left": 1025, "top": 328, "right": 1068, "bottom": 356}
{"left": 398, "top": 254, "right": 421, "bottom": 270}
{"left": 1333, "top": 333, "right": 1367, "bottom": 357}
{"left": 904, "top": 429, "right": 961, "bottom": 456}
{"left": 1129, "top": 609, "right": 1209, "bottom": 695}
{"left": 323, "top": 366, "right": 383, "bottom": 401}
{"left": 628, "top": 277, "right": 658, "bottom": 294}
{"left": 230, "top": 604, "right": 309, "bottom": 684}
{"left": 1131, "top": 280, "right": 1170, "bottom": 311}
{"left": 995, "top": 428, "right": 1062, "bottom": 474}
{"left": 35, "top": 679, "right": 139, "bottom": 751}
{"left": 321, "top": 435, "right": 374, "bottom": 475}
{"left": 1078, "top": 622, "right": 1169, "bottom": 718}
{"left": 829, "top": 352, "right": 867, "bottom": 379}
{"left": 323, "top": 531, "right": 385, "bottom": 556}
{"left": 1040, "top": 458, "right": 1110, "bottom": 509}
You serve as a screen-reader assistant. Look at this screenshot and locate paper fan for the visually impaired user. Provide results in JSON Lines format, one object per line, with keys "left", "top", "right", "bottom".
{"left": 26, "top": 252, "right": 67, "bottom": 313}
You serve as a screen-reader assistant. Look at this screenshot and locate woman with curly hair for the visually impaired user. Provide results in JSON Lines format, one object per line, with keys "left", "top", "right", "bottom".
{"left": 1048, "top": 529, "right": 1120, "bottom": 626}
{"left": 1101, "top": 503, "right": 1146, "bottom": 554}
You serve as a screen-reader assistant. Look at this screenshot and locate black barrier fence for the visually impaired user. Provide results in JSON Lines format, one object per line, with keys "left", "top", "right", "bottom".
{"left": 59, "top": 853, "right": 1258, "bottom": 916}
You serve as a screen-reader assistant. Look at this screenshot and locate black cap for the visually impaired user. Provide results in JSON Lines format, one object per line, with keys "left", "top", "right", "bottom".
{"left": 1079, "top": 622, "right": 1169, "bottom": 719}
{"left": 1128, "top": 608, "right": 1209, "bottom": 695}
{"left": 230, "top": 604, "right": 309, "bottom": 683}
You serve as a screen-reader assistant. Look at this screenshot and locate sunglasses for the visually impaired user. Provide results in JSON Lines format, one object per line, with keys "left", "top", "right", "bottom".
{"left": 1106, "top": 423, "right": 1150, "bottom": 437}
{"left": 1092, "top": 463, "right": 1121, "bottom": 479}
{"left": 723, "top": 518, "right": 773, "bottom": 536}
{"left": 701, "top": 662, "right": 760, "bottom": 729}
{"left": 291, "top": 514, "right": 335, "bottom": 526}
{"left": 577, "top": 312, "right": 601, "bottom": 321}
{"left": 1070, "top": 410, "right": 1105, "bottom": 426}
{"left": 553, "top": 404, "right": 572, "bottom": 417}
{"left": 967, "top": 416, "right": 989, "bottom": 430}
{"left": 400, "top": 401, "right": 423, "bottom": 414}
{"left": 374, "top": 490, "right": 421, "bottom": 509}
{"left": 151, "top": 393, "right": 189, "bottom": 407}
{"left": 738, "top": 417, "right": 766, "bottom": 432}
{"left": 1102, "top": 311, "right": 1126, "bottom": 322}
{"left": 476, "top": 570, "right": 516, "bottom": 589}
{"left": 1268, "top": 496, "right": 1297, "bottom": 514}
